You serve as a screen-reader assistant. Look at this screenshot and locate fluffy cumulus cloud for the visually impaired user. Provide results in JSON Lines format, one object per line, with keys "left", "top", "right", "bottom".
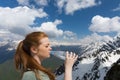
{"left": 63, "top": 31, "right": 77, "bottom": 40}
{"left": 0, "top": 6, "right": 65, "bottom": 41}
{"left": 79, "top": 33, "right": 113, "bottom": 45}
{"left": 51, "top": 32, "right": 112, "bottom": 46}
{"left": 0, "top": 6, "right": 47, "bottom": 35}
{"left": 17, "top": 0, "right": 101, "bottom": 15}
{"left": 89, "top": 15, "right": 120, "bottom": 33}
{"left": 0, "top": 29, "right": 23, "bottom": 41}
{"left": 56, "top": 0, "right": 101, "bottom": 15}
{"left": 50, "top": 30, "right": 78, "bottom": 45}
{"left": 34, "top": 19, "right": 64, "bottom": 38}
{"left": 17, "top": 0, "right": 48, "bottom": 7}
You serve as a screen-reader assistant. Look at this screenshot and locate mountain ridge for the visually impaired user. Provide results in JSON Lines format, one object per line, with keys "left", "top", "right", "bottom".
{"left": 55, "top": 34, "right": 120, "bottom": 80}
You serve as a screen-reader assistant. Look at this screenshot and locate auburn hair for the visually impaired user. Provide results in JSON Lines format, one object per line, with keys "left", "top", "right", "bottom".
{"left": 14, "top": 31, "right": 55, "bottom": 80}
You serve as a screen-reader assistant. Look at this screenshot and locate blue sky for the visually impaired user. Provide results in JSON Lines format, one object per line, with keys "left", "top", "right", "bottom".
{"left": 0, "top": 0, "right": 120, "bottom": 45}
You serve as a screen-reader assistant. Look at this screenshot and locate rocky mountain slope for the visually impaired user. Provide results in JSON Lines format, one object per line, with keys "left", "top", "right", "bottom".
{"left": 55, "top": 34, "right": 120, "bottom": 80}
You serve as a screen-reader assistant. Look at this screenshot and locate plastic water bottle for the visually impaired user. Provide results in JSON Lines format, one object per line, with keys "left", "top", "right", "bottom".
{"left": 51, "top": 51, "right": 66, "bottom": 60}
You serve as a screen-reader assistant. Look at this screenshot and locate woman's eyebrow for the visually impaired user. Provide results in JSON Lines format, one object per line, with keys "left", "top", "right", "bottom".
{"left": 43, "top": 43, "right": 50, "bottom": 45}
{"left": 47, "top": 43, "right": 50, "bottom": 45}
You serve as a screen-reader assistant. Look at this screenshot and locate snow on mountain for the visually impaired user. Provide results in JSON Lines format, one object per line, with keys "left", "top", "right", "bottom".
{"left": 0, "top": 40, "right": 20, "bottom": 63}
{"left": 80, "top": 41, "right": 105, "bottom": 57}
{"left": 0, "top": 41, "right": 9, "bottom": 47}
{"left": 0, "top": 40, "right": 20, "bottom": 52}
{"left": 55, "top": 34, "right": 120, "bottom": 80}
{"left": 104, "top": 57, "right": 120, "bottom": 80}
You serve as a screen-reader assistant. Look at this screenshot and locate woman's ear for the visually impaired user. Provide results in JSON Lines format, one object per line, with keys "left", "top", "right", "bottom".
{"left": 30, "top": 46, "right": 38, "bottom": 54}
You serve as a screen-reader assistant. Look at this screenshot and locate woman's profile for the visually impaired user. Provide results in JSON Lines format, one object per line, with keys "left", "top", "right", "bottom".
{"left": 14, "top": 31, "right": 78, "bottom": 80}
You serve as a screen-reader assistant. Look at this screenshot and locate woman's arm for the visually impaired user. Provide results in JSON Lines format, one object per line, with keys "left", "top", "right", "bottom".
{"left": 64, "top": 52, "right": 78, "bottom": 80}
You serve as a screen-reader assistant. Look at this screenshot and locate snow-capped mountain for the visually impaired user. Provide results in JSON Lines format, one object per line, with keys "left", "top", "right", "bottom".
{"left": 0, "top": 40, "right": 20, "bottom": 63}
{"left": 80, "top": 41, "right": 105, "bottom": 57}
{"left": 0, "top": 40, "right": 19, "bottom": 50}
{"left": 55, "top": 34, "right": 120, "bottom": 80}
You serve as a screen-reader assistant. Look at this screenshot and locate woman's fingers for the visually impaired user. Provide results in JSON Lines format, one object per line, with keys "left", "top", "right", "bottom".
{"left": 65, "top": 51, "right": 78, "bottom": 68}
{"left": 66, "top": 51, "right": 69, "bottom": 58}
{"left": 65, "top": 51, "right": 78, "bottom": 60}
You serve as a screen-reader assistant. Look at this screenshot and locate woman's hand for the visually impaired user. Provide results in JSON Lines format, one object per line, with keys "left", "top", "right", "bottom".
{"left": 64, "top": 52, "right": 78, "bottom": 80}
{"left": 65, "top": 52, "right": 78, "bottom": 69}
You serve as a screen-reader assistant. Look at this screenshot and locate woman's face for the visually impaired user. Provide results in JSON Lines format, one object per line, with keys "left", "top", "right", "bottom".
{"left": 36, "top": 37, "right": 52, "bottom": 59}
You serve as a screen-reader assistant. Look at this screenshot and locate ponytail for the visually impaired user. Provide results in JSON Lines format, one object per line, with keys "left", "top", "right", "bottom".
{"left": 14, "top": 40, "right": 31, "bottom": 71}
{"left": 14, "top": 41, "right": 24, "bottom": 71}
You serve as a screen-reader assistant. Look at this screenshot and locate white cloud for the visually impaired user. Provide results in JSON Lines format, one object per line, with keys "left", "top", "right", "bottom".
{"left": 54, "top": 19, "right": 62, "bottom": 25}
{"left": 56, "top": 0, "right": 101, "bottom": 15}
{"left": 79, "top": 33, "right": 113, "bottom": 45}
{"left": 33, "top": 22, "right": 78, "bottom": 45}
{"left": 50, "top": 30, "right": 78, "bottom": 45}
{"left": 63, "top": 31, "right": 77, "bottom": 40}
{"left": 89, "top": 15, "right": 120, "bottom": 33}
{"left": 0, "top": 6, "right": 47, "bottom": 35}
{"left": 33, "top": 19, "right": 63, "bottom": 38}
{"left": 56, "top": 0, "right": 65, "bottom": 13}
{"left": 17, "top": 0, "right": 29, "bottom": 6}
{"left": 0, "top": 29, "right": 23, "bottom": 41}
{"left": 112, "top": 3, "right": 120, "bottom": 11}
{"left": 35, "top": 0, "right": 48, "bottom": 6}
{"left": 0, "top": 6, "right": 66, "bottom": 41}
{"left": 51, "top": 32, "right": 112, "bottom": 46}
{"left": 17, "top": 0, "right": 48, "bottom": 7}
{"left": 56, "top": 0, "right": 65, "bottom": 9}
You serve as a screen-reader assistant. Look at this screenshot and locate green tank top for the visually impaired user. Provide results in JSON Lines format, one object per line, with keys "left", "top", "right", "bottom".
{"left": 22, "top": 70, "right": 50, "bottom": 80}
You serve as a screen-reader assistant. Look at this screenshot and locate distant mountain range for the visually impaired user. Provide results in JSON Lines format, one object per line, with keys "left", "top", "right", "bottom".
{"left": 0, "top": 40, "right": 17, "bottom": 63}
{"left": 55, "top": 34, "right": 120, "bottom": 80}
{"left": 0, "top": 34, "right": 120, "bottom": 80}
{"left": 0, "top": 40, "right": 82, "bottom": 63}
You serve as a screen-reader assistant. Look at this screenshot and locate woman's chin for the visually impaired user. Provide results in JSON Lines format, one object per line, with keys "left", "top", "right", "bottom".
{"left": 44, "top": 54, "right": 50, "bottom": 59}
{"left": 47, "top": 54, "right": 50, "bottom": 58}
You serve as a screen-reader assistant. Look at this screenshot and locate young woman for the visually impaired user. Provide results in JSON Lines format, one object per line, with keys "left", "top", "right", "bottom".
{"left": 14, "top": 31, "right": 78, "bottom": 80}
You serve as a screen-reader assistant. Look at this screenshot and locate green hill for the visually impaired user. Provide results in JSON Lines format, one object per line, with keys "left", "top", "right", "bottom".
{"left": 0, "top": 59, "right": 20, "bottom": 80}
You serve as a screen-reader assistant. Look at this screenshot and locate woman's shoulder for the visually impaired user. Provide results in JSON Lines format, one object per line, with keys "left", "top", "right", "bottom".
{"left": 22, "top": 70, "right": 50, "bottom": 80}
{"left": 38, "top": 70, "right": 50, "bottom": 80}
{"left": 22, "top": 71, "right": 36, "bottom": 80}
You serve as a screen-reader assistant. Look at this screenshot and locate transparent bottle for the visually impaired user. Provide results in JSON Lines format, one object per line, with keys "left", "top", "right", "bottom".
{"left": 51, "top": 51, "right": 66, "bottom": 60}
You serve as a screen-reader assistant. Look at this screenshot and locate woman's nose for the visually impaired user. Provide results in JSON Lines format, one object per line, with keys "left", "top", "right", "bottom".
{"left": 49, "top": 47, "right": 52, "bottom": 51}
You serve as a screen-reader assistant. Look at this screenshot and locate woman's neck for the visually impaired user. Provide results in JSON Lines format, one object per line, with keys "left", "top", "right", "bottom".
{"left": 33, "top": 55, "right": 42, "bottom": 64}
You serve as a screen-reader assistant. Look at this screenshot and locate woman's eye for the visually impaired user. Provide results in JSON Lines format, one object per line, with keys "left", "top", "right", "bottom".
{"left": 45, "top": 44, "right": 50, "bottom": 48}
{"left": 45, "top": 46, "right": 48, "bottom": 48}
